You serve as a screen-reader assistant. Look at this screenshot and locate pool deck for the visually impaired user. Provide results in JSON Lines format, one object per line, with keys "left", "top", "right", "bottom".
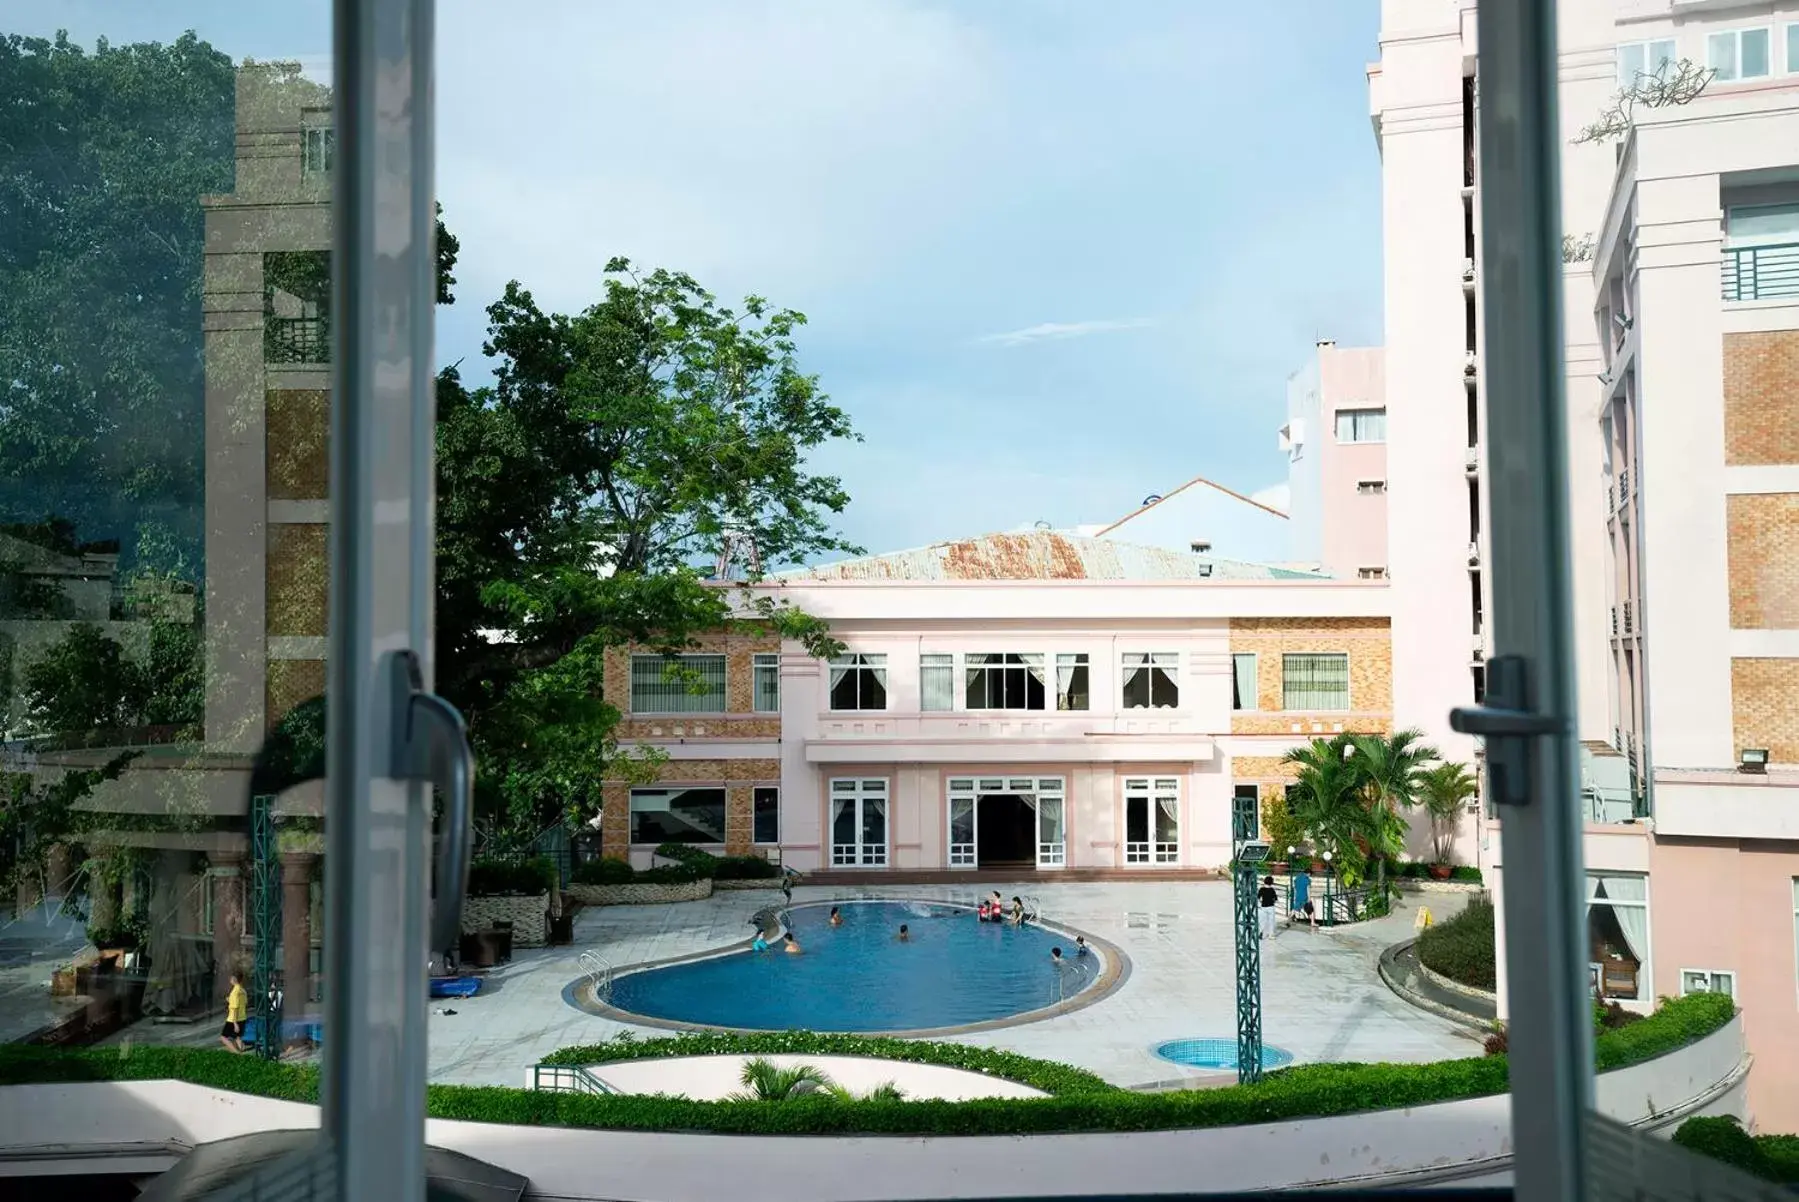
{"left": 97, "top": 881, "right": 1479, "bottom": 1089}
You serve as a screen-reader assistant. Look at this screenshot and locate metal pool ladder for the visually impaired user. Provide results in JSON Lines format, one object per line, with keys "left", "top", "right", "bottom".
{"left": 578, "top": 950, "right": 613, "bottom": 1005}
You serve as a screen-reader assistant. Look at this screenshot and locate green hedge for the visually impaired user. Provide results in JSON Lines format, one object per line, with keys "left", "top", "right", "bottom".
{"left": 467, "top": 856, "right": 555, "bottom": 897}
{"left": 1672, "top": 1116, "right": 1799, "bottom": 1184}
{"left": 571, "top": 856, "right": 707, "bottom": 886}
{"left": 714, "top": 855, "right": 782, "bottom": 880}
{"left": 0, "top": 994, "right": 1735, "bottom": 1138}
{"left": 1416, "top": 896, "right": 1496, "bottom": 992}
{"left": 1392, "top": 862, "right": 1484, "bottom": 883}
{"left": 654, "top": 843, "right": 719, "bottom": 877}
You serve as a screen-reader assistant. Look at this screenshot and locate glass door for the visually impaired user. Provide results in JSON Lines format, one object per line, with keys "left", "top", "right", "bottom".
{"left": 947, "top": 781, "right": 977, "bottom": 867}
{"left": 830, "top": 778, "right": 889, "bottom": 867}
{"left": 1036, "top": 779, "right": 1066, "bottom": 867}
{"left": 1123, "top": 778, "right": 1180, "bottom": 865}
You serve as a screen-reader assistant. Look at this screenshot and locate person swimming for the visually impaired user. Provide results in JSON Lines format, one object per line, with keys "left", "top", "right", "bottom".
{"left": 829, "top": 906, "right": 843, "bottom": 926}
{"left": 897, "top": 924, "right": 910, "bottom": 942}
{"left": 1008, "top": 896, "right": 1026, "bottom": 926}
{"left": 1074, "top": 935, "right": 1089, "bottom": 957}
{"left": 783, "top": 933, "right": 803, "bottom": 954}
{"left": 1050, "top": 947, "right": 1063, "bottom": 965}
{"left": 976, "top": 899, "right": 992, "bottom": 921}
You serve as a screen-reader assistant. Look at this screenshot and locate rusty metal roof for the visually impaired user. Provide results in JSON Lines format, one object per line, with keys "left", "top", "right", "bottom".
{"left": 772, "top": 531, "right": 1331, "bottom": 582}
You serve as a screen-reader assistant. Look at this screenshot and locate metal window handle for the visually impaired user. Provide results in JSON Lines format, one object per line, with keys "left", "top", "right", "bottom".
{"left": 1449, "top": 653, "right": 1563, "bottom": 807}
{"left": 385, "top": 651, "right": 476, "bottom": 957}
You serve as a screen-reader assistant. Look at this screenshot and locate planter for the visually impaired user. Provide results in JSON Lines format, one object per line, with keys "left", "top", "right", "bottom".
{"left": 1427, "top": 864, "right": 1454, "bottom": 881}
{"left": 711, "top": 878, "right": 783, "bottom": 892}
{"left": 1265, "top": 861, "right": 1289, "bottom": 876}
{"left": 461, "top": 893, "right": 548, "bottom": 948}
{"left": 566, "top": 878, "right": 713, "bottom": 907}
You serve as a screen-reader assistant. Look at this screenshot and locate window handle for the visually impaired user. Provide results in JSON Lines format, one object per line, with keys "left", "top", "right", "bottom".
{"left": 384, "top": 651, "right": 476, "bottom": 958}
{"left": 1449, "top": 653, "right": 1563, "bottom": 807}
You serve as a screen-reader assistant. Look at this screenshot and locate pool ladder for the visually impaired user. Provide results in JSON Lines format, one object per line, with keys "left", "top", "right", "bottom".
{"left": 578, "top": 950, "right": 613, "bottom": 1005}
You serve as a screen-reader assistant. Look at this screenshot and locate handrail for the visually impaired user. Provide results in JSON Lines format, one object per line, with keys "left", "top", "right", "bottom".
{"left": 1721, "top": 241, "right": 1799, "bottom": 302}
{"left": 530, "top": 1063, "right": 618, "bottom": 1096}
{"left": 577, "top": 950, "right": 612, "bottom": 1004}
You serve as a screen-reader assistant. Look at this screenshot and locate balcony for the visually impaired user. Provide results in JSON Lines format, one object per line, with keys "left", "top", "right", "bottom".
{"left": 805, "top": 711, "right": 1218, "bottom": 764}
{"left": 1621, "top": 599, "right": 1634, "bottom": 635}
{"left": 1721, "top": 242, "right": 1799, "bottom": 302}
{"left": 1618, "top": 466, "right": 1630, "bottom": 501}
{"left": 265, "top": 315, "right": 330, "bottom": 365}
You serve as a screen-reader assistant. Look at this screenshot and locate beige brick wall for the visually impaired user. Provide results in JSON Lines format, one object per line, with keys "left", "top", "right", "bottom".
{"left": 266, "top": 658, "right": 325, "bottom": 730}
{"left": 600, "top": 757, "right": 780, "bottom": 858}
{"left": 266, "top": 388, "right": 329, "bottom": 499}
{"left": 1731, "top": 658, "right": 1799, "bottom": 763}
{"left": 1724, "top": 331, "right": 1799, "bottom": 466}
{"left": 1726, "top": 493, "right": 1799, "bottom": 629}
{"left": 1228, "top": 617, "right": 1392, "bottom": 734}
{"left": 603, "top": 628, "right": 781, "bottom": 716}
{"left": 266, "top": 523, "right": 327, "bottom": 637}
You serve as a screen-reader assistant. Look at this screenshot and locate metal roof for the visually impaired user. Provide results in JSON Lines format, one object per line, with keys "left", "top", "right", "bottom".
{"left": 771, "top": 531, "right": 1331, "bottom": 582}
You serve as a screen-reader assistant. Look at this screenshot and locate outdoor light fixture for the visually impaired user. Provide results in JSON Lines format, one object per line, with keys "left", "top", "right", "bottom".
{"left": 1287, "top": 845, "right": 1296, "bottom": 857}
{"left": 1739, "top": 748, "right": 1769, "bottom": 774}
{"left": 1237, "top": 840, "right": 1271, "bottom": 864}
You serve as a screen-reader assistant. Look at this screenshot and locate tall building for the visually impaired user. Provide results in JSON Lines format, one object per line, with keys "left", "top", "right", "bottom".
{"left": 1373, "top": 0, "right": 1799, "bottom": 1131}
{"left": 1282, "top": 341, "right": 1390, "bottom": 582}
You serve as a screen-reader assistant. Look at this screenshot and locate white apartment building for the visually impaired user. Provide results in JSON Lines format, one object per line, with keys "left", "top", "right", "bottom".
{"left": 1373, "top": 0, "right": 1799, "bottom": 1132}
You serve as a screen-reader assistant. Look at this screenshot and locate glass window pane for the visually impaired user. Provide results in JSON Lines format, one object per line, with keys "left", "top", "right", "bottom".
{"left": 1232, "top": 652, "right": 1258, "bottom": 710}
{"left": 1742, "top": 27, "right": 1771, "bottom": 77}
{"left": 1617, "top": 42, "right": 1644, "bottom": 87}
{"left": 752, "top": 653, "right": 780, "bottom": 712}
{"left": 629, "top": 787, "right": 727, "bottom": 844}
{"left": 1789, "top": 25, "right": 1799, "bottom": 76}
{"left": 1709, "top": 30, "right": 1739, "bottom": 79}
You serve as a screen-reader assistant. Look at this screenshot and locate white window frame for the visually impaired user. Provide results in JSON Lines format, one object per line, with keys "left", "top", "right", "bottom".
{"left": 1334, "top": 407, "right": 1387, "bottom": 443}
{"left": 920, "top": 653, "right": 955, "bottom": 712}
{"left": 1231, "top": 652, "right": 1258, "bottom": 712}
{"left": 1356, "top": 479, "right": 1387, "bottom": 495}
{"left": 1786, "top": 23, "right": 1799, "bottom": 76}
{"left": 1054, "top": 653, "right": 1090, "bottom": 712}
{"left": 963, "top": 651, "right": 1049, "bottom": 711}
{"left": 1122, "top": 776, "right": 1181, "bottom": 865}
{"left": 1724, "top": 201, "right": 1799, "bottom": 248}
{"left": 752, "top": 785, "right": 780, "bottom": 846}
{"left": 1281, "top": 652, "right": 1352, "bottom": 711}
{"left": 1678, "top": 968, "right": 1735, "bottom": 999}
{"left": 1708, "top": 26, "right": 1773, "bottom": 82}
{"left": 1121, "top": 651, "right": 1181, "bottom": 710}
{"left": 1616, "top": 38, "right": 1676, "bottom": 88}
{"left": 751, "top": 652, "right": 780, "bottom": 713}
{"left": 302, "top": 124, "right": 335, "bottom": 176}
{"left": 1586, "top": 872, "right": 1652, "bottom": 1006}
{"left": 827, "top": 653, "right": 888, "bottom": 712}
{"left": 829, "top": 777, "right": 889, "bottom": 867}
{"left": 629, "top": 652, "right": 727, "bottom": 715}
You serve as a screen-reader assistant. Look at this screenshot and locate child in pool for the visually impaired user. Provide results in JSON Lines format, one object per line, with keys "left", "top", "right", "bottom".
{"left": 783, "top": 933, "right": 803, "bottom": 954}
{"left": 897, "top": 924, "right": 910, "bottom": 942}
{"left": 829, "top": 906, "right": 843, "bottom": 926}
{"left": 752, "top": 933, "right": 770, "bottom": 952}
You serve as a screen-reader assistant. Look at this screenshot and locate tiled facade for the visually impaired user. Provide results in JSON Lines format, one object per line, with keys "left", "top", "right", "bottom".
{"left": 1723, "top": 330, "right": 1799, "bottom": 465}
{"left": 1729, "top": 658, "right": 1799, "bottom": 765}
{"left": 1726, "top": 493, "right": 1799, "bottom": 629}
{"left": 1228, "top": 616, "right": 1393, "bottom": 736}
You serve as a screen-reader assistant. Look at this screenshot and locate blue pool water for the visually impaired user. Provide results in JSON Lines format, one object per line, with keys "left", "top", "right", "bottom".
{"left": 1154, "top": 1038, "right": 1294, "bottom": 1072}
{"left": 605, "top": 900, "right": 1101, "bottom": 1032}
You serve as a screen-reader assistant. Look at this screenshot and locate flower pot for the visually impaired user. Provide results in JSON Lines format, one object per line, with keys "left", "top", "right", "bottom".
{"left": 1311, "top": 859, "right": 1329, "bottom": 873}
{"left": 1266, "top": 861, "right": 1288, "bottom": 876}
{"left": 1427, "top": 864, "right": 1454, "bottom": 881}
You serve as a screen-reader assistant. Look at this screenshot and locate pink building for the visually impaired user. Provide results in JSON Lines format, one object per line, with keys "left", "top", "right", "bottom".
{"left": 1282, "top": 341, "right": 1389, "bottom": 581}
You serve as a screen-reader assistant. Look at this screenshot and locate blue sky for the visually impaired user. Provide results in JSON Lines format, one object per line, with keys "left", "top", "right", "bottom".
{"left": 19, "top": 0, "right": 1385, "bottom": 560}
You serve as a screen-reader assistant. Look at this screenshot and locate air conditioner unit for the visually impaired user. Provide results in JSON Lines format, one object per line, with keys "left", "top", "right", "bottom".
{"left": 1464, "top": 352, "right": 1479, "bottom": 377}
{"left": 1467, "top": 541, "right": 1481, "bottom": 566}
{"left": 1462, "top": 258, "right": 1476, "bottom": 282}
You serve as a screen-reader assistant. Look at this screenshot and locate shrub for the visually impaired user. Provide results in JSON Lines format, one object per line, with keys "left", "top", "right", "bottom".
{"left": 1671, "top": 1116, "right": 1767, "bottom": 1178}
{"left": 654, "top": 843, "right": 719, "bottom": 877}
{"left": 713, "top": 855, "right": 781, "bottom": 880}
{"left": 467, "top": 856, "right": 554, "bottom": 897}
{"left": 1450, "top": 865, "right": 1483, "bottom": 883}
{"left": 1593, "top": 990, "right": 1732, "bottom": 1071}
{"left": 1416, "top": 896, "right": 1496, "bottom": 991}
{"left": 571, "top": 858, "right": 635, "bottom": 886}
{"left": 1758, "top": 1135, "right": 1799, "bottom": 1184}
{"left": 1258, "top": 793, "right": 1307, "bottom": 861}
{"left": 1482, "top": 1023, "right": 1507, "bottom": 1056}
{"left": 637, "top": 862, "right": 707, "bottom": 884}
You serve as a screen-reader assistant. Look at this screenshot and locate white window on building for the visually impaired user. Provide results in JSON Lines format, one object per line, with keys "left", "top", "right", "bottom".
{"left": 1123, "top": 777, "right": 1181, "bottom": 865}
{"left": 1356, "top": 479, "right": 1387, "bottom": 495}
{"left": 1679, "top": 969, "right": 1735, "bottom": 999}
{"left": 1708, "top": 27, "right": 1772, "bottom": 81}
{"left": 629, "top": 653, "right": 726, "bottom": 714}
{"left": 1231, "top": 653, "right": 1257, "bottom": 711}
{"left": 1587, "top": 873, "right": 1650, "bottom": 1002}
{"left": 920, "top": 653, "right": 954, "bottom": 712}
{"left": 1787, "top": 24, "right": 1799, "bottom": 75}
{"left": 753, "top": 786, "right": 780, "bottom": 845}
{"left": 1282, "top": 652, "right": 1350, "bottom": 710}
{"left": 302, "top": 124, "right": 335, "bottom": 176}
{"left": 630, "top": 786, "right": 727, "bottom": 845}
{"left": 1616, "top": 39, "right": 1676, "bottom": 88}
{"left": 829, "top": 778, "right": 889, "bottom": 867}
{"left": 752, "top": 653, "right": 780, "bottom": 712}
{"left": 1334, "top": 407, "right": 1387, "bottom": 443}
{"left": 1725, "top": 202, "right": 1799, "bottom": 247}
{"left": 828, "top": 654, "right": 888, "bottom": 711}
{"left": 1121, "top": 652, "right": 1179, "bottom": 709}
{"left": 964, "top": 652, "right": 1047, "bottom": 710}
{"left": 1055, "top": 653, "right": 1090, "bottom": 711}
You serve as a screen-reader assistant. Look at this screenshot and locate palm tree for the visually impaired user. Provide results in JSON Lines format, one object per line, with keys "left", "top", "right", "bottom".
{"left": 1282, "top": 735, "right": 1374, "bottom": 885}
{"left": 1416, "top": 761, "right": 1478, "bottom": 866}
{"left": 824, "top": 1079, "right": 907, "bottom": 1102}
{"left": 1350, "top": 728, "right": 1441, "bottom": 889}
{"left": 728, "top": 1057, "right": 832, "bottom": 1101}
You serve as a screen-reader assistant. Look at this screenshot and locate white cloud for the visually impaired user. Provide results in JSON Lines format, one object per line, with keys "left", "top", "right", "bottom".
{"left": 975, "top": 317, "right": 1156, "bottom": 348}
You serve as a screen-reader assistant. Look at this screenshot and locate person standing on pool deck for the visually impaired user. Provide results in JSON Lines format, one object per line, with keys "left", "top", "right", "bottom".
{"left": 1257, "top": 875, "right": 1279, "bottom": 940}
{"left": 897, "top": 924, "right": 909, "bottom": 942}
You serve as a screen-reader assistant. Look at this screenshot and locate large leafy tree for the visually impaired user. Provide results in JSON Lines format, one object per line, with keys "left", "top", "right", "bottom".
{"left": 435, "top": 260, "right": 858, "bottom": 834}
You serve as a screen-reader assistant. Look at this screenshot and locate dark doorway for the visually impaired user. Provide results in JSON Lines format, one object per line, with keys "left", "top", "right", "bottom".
{"left": 976, "top": 794, "right": 1035, "bottom": 867}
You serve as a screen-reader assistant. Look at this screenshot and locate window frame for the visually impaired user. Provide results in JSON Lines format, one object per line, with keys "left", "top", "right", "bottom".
{"left": 1280, "top": 651, "right": 1351, "bottom": 711}
{"left": 1356, "top": 479, "right": 1387, "bottom": 495}
{"left": 752, "top": 785, "right": 780, "bottom": 845}
{"left": 1678, "top": 968, "right": 1735, "bottom": 999}
{"left": 751, "top": 652, "right": 780, "bottom": 713}
{"left": 827, "top": 652, "right": 889, "bottom": 712}
{"left": 628, "top": 652, "right": 728, "bottom": 715}
{"left": 1333, "top": 407, "right": 1388, "bottom": 443}
{"left": 302, "top": 124, "right": 335, "bottom": 177}
{"left": 919, "top": 652, "right": 955, "bottom": 712}
{"left": 1787, "top": 22, "right": 1799, "bottom": 76}
{"left": 1231, "top": 652, "right": 1258, "bottom": 712}
{"left": 1707, "top": 25, "right": 1773, "bottom": 82}
{"left": 963, "top": 651, "right": 1049, "bottom": 711}
{"left": 628, "top": 785, "right": 730, "bottom": 846}
{"left": 1055, "top": 652, "right": 1091, "bottom": 712}
{"left": 1120, "top": 650, "right": 1181, "bottom": 710}
{"left": 1615, "top": 38, "right": 1677, "bottom": 88}
{"left": 1585, "top": 872, "right": 1653, "bottom": 1005}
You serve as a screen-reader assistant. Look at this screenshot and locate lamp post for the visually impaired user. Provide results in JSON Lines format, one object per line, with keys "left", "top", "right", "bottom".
{"left": 1322, "top": 850, "right": 1334, "bottom": 927}
{"left": 1231, "top": 809, "right": 1267, "bottom": 1085}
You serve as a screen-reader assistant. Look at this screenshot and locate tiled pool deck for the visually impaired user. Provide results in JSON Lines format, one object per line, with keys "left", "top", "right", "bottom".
{"left": 94, "top": 881, "right": 1478, "bottom": 1088}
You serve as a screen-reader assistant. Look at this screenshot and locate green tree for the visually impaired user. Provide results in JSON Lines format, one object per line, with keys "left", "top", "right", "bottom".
{"left": 1416, "top": 761, "right": 1478, "bottom": 866}
{"left": 20, "top": 625, "right": 147, "bottom": 734}
{"left": 1282, "top": 735, "right": 1373, "bottom": 883}
{"left": 1350, "top": 727, "right": 1439, "bottom": 885}
{"left": 434, "top": 259, "right": 856, "bottom": 834}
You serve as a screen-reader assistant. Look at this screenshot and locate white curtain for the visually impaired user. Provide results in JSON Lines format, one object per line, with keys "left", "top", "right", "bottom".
{"left": 921, "top": 655, "right": 954, "bottom": 711}
{"left": 1232, "top": 654, "right": 1257, "bottom": 709}
{"left": 1038, "top": 798, "right": 1064, "bottom": 845}
{"left": 1592, "top": 874, "right": 1648, "bottom": 963}
{"left": 1155, "top": 796, "right": 1179, "bottom": 842}
{"left": 828, "top": 664, "right": 849, "bottom": 693}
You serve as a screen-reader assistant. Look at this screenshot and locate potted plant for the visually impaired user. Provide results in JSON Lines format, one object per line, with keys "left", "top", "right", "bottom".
{"left": 1417, "top": 762, "right": 1477, "bottom": 880}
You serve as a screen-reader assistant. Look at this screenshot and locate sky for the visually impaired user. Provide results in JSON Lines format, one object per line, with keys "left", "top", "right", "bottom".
{"left": 13, "top": 0, "right": 1386, "bottom": 562}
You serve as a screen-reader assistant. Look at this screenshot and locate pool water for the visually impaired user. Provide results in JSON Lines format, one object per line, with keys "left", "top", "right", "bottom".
{"left": 605, "top": 900, "right": 1101, "bottom": 1032}
{"left": 1153, "top": 1037, "right": 1294, "bottom": 1072}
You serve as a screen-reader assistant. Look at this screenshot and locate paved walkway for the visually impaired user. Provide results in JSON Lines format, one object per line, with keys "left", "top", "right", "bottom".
{"left": 98, "top": 881, "right": 1480, "bottom": 1089}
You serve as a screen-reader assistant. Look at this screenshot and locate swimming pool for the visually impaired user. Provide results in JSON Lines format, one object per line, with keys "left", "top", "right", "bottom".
{"left": 601, "top": 900, "right": 1106, "bottom": 1033}
{"left": 1153, "top": 1037, "right": 1294, "bottom": 1073}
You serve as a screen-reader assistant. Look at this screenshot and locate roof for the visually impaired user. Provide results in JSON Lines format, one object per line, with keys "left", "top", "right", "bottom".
{"left": 771, "top": 530, "right": 1330, "bottom": 582}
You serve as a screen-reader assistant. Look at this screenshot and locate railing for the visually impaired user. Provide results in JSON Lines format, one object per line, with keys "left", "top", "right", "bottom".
{"left": 577, "top": 950, "right": 612, "bottom": 1004}
{"left": 1618, "top": 467, "right": 1629, "bottom": 499}
{"left": 1611, "top": 606, "right": 1619, "bottom": 636}
{"left": 530, "top": 1063, "right": 618, "bottom": 1095}
{"left": 1722, "top": 242, "right": 1799, "bottom": 302}
{"left": 1622, "top": 600, "right": 1633, "bottom": 634}
{"left": 265, "top": 315, "right": 330, "bottom": 364}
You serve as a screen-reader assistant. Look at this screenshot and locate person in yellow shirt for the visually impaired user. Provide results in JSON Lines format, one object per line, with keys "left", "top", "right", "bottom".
{"left": 220, "top": 972, "right": 248, "bottom": 1054}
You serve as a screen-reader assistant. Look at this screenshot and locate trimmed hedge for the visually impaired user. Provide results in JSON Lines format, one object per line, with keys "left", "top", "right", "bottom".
{"left": 1673, "top": 1116, "right": 1799, "bottom": 1184}
{"left": 714, "top": 855, "right": 782, "bottom": 880}
{"left": 655, "top": 843, "right": 720, "bottom": 877}
{"left": 467, "top": 856, "right": 555, "bottom": 897}
{"left": 0, "top": 993, "right": 1738, "bottom": 1139}
{"left": 571, "top": 857, "right": 707, "bottom": 886}
{"left": 1416, "top": 896, "right": 1496, "bottom": 992}
{"left": 539, "top": 1031, "right": 1117, "bottom": 1097}
{"left": 1393, "top": 862, "right": 1484, "bottom": 884}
